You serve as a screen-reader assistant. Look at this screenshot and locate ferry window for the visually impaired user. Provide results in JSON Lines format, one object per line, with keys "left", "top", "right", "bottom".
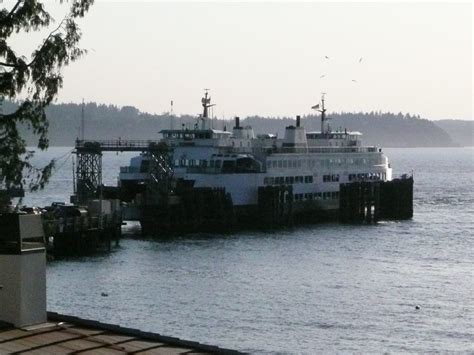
{"left": 210, "top": 160, "right": 215, "bottom": 168}
{"left": 189, "top": 159, "right": 195, "bottom": 166}
{"left": 315, "top": 192, "right": 322, "bottom": 200}
{"left": 283, "top": 160, "right": 288, "bottom": 168}
{"left": 278, "top": 160, "right": 283, "bottom": 168}
{"left": 323, "top": 192, "right": 330, "bottom": 200}
{"left": 215, "top": 160, "right": 222, "bottom": 168}
{"left": 202, "top": 160, "right": 208, "bottom": 167}
{"left": 332, "top": 191, "right": 339, "bottom": 199}
{"left": 331, "top": 174, "right": 339, "bottom": 182}
{"left": 174, "top": 159, "right": 180, "bottom": 167}
{"left": 297, "top": 160, "right": 302, "bottom": 168}
{"left": 289, "top": 176, "right": 294, "bottom": 184}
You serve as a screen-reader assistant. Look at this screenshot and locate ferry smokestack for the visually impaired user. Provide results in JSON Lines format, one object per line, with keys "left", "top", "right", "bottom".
{"left": 296, "top": 115, "right": 301, "bottom": 128}
{"left": 235, "top": 116, "right": 240, "bottom": 129}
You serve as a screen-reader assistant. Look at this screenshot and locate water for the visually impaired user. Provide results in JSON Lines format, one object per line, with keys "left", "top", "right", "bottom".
{"left": 21, "top": 147, "right": 474, "bottom": 353}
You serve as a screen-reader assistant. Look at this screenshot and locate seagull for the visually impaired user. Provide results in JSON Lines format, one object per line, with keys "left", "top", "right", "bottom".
{"left": 352, "top": 79, "right": 357, "bottom": 82}
{"left": 359, "top": 57, "right": 363, "bottom": 63}
{"left": 325, "top": 56, "right": 330, "bottom": 59}
{"left": 320, "top": 74, "right": 326, "bottom": 78}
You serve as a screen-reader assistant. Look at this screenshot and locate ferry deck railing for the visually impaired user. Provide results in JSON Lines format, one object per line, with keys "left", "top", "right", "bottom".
{"left": 252, "top": 146, "right": 380, "bottom": 154}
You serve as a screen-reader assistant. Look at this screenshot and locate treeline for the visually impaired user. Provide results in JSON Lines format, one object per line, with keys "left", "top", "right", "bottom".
{"left": 3, "top": 100, "right": 467, "bottom": 147}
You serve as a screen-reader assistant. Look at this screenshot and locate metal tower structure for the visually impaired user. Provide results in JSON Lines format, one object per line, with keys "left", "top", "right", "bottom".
{"left": 74, "top": 142, "right": 102, "bottom": 204}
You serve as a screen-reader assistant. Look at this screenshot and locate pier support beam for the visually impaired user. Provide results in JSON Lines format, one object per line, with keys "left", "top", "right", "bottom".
{"left": 74, "top": 142, "right": 102, "bottom": 204}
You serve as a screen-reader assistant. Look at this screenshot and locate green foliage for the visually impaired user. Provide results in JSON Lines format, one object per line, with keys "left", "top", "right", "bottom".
{"left": 0, "top": 0, "right": 93, "bottom": 195}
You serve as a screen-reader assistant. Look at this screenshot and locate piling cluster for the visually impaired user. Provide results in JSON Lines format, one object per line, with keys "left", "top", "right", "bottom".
{"left": 339, "top": 177, "right": 413, "bottom": 223}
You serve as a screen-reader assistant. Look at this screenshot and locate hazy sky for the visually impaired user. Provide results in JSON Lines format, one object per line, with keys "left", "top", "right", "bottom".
{"left": 11, "top": 1, "right": 473, "bottom": 120}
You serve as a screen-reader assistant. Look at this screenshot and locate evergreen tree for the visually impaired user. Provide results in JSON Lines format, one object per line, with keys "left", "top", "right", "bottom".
{"left": 0, "top": 0, "right": 93, "bottom": 207}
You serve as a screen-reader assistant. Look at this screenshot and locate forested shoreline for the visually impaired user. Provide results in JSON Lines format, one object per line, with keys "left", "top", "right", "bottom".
{"left": 3, "top": 101, "right": 471, "bottom": 147}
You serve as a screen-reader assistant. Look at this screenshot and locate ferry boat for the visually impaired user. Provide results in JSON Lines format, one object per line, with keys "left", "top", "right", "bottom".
{"left": 119, "top": 91, "right": 411, "bottom": 233}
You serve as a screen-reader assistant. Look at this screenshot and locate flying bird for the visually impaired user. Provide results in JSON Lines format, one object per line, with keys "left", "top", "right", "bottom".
{"left": 325, "top": 56, "right": 330, "bottom": 59}
{"left": 359, "top": 57, "right": 363, "bottom": 63}
{"left": 352, "top": 79, "right": 357, "bottom": 82}
{"left": 320, "top": 74, "right": 326, "bottom": 78}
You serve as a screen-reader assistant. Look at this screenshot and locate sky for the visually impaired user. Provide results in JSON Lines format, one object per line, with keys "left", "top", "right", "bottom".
{"left": 9, "top": 1, "right": 473, "bottom": 120}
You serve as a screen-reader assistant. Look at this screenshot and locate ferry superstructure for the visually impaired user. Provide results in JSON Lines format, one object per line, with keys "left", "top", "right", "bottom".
{"left": 120, "top": 92, "right": 393, "bottom": 218}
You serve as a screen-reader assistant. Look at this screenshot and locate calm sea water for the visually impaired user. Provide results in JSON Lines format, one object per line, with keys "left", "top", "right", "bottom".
{"left": 21, "top": 147, "right": 474, "bottom": 353}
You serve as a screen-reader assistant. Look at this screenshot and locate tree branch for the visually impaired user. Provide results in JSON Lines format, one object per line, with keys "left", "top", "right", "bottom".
{"left": 7, "top": 0, "right": 23, "bottom": 18}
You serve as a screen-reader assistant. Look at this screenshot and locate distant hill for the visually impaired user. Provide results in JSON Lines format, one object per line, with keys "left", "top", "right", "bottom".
{"left": 245, "top": 113, "right": 456, "bottom": 148}
{"left": 3, "top": 101, "right": 459, "bottom": 147}
{"left": 433, "top": 120, "right": 473, "bottom": 147}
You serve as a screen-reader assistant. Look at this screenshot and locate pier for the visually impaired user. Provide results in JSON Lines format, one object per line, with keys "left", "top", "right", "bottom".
{"left": 20, "top": 138, "right": 416, "bottom": 244}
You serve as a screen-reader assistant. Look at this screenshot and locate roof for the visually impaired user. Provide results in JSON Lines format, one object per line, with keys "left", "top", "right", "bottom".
{"left": 0, "top": 312, "right": 242, "bottom": 355}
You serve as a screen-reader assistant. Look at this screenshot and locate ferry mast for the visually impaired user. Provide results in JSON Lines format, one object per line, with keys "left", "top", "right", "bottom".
{"left": 200, "top": 89, "right": 216, "bottom": 130}
{"left": 201, "top": 89, "right": 215, "bottom": 119}
{"left": 312, "top": 93, "right": 328, "bottom": 134}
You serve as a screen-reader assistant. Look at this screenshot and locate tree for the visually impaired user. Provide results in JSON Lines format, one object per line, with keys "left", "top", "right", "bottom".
{"left": 0, "top": 0, "right": 93, "bottom": 207}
